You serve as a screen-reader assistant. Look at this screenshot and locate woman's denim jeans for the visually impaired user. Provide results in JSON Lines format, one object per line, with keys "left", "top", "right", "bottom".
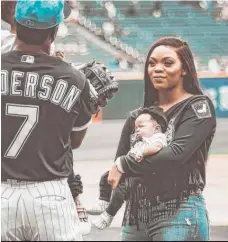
{"left": 121, "top": 195, "right": 209, "bottom": 241}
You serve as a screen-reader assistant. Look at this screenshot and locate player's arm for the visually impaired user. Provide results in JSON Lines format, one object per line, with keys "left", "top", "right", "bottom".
{"left": 116, "top": 98, "right": 216, "bottom": 175}
{"left": 71, "top": 129, "right": 88, "bottom": 149}
{"left": 68, "top": 172, "right": 83, "bottom": 199}
{"left": 71, "top": 78, "right": 93, "bottom": 149}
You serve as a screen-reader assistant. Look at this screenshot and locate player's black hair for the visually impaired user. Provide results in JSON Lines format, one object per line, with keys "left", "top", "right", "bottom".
{"left": 1, "top": 1, "right": 14, "bottom": 25}
{"left": 138, "top": 106, "right": 168, "bottom": 132}
{"left": 16, "top": 22, "right": 59, "bottom": 45}
{"left": 143, "top": 37, "right": 203, "bottom": 107}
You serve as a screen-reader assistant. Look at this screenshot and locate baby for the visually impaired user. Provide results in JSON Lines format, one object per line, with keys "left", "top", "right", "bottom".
{"left": 90, "top": 106, "right": 168, "bottom": 229}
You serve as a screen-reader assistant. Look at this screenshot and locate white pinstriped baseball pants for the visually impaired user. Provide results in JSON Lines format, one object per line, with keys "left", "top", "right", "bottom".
{"left": 1, "top": 178, "right": 83, "bottom": 241}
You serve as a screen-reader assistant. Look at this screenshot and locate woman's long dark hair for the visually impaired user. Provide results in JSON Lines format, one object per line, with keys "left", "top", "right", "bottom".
{"left": 144, "top": 37, "right": 203, "bottom": 107}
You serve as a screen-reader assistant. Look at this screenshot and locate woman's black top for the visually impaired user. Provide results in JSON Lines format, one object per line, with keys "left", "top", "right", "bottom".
{"left": 115, "top": 95, "right": 216, "bottom": 226}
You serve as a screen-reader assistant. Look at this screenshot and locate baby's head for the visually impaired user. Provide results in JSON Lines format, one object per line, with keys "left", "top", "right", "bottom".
{"left": 135, "top": 107, "right": 167, "bottom": 139}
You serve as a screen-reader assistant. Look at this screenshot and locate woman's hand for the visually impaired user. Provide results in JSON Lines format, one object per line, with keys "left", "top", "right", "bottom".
{"left": 108, "top": 164, "right": 123, "bottom": 189}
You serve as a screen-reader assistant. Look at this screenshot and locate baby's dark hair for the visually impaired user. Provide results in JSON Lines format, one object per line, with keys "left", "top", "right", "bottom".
{"left": 137, "top": 106, "right": 168, "bottom": 132}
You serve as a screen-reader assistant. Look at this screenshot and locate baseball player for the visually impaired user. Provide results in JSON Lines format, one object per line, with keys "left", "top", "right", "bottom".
{"left": 1, "top": 1, "right": 118, "bottom": 238}
{"left": 1, "top": 0, "right": 95, "bottom": 241}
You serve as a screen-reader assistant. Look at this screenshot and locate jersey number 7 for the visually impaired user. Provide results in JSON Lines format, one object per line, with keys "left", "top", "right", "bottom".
{"left": 4, "top": 104, "right": 39, "bottom": 159}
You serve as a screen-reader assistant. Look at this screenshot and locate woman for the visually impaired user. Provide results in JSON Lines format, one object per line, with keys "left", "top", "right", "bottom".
{"left": 108, "top": 37, "right": 216, "bottom": 241}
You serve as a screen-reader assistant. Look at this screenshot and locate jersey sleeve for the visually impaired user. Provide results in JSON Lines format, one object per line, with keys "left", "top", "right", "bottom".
{"left": 119, "top": 98, "right": 216, "bottom": 175}
{"left": 72, "top": 77, "right": 92, "bottom": 131}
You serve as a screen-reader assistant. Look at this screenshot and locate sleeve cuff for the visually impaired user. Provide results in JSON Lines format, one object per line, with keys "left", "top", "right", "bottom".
{"left": 115, "top": 157, "right": 125, "bottom": 173}
{"left": 72, "top": 118, "right": 92, "bottom": 131}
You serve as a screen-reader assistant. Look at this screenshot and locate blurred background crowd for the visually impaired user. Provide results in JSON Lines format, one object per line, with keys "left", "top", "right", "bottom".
{"left": 1, "top": 0, "right": 227, "bottom": 117}
{"left": 53, "top": 0, "right": 228, "bottom": 74}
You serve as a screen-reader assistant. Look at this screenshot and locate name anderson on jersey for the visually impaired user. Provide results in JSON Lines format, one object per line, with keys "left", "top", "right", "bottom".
{"left": 1, "top": 70, "right": 81, "bottom": 112}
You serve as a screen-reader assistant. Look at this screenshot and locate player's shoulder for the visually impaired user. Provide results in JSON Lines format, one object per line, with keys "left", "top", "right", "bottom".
{"left": 1, "top": 50, "right": 15, "bottom": 61}
{"left": 65, "top": 63, "right": 87, "bottom": 89}
{"left": 50, "top": 58, "right": 87, "bottom": 89}
{"left": 1, "top": 51, "right": 9, "bottom": 57}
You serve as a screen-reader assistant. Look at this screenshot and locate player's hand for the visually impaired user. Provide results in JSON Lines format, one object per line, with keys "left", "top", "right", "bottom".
{"left": 53, "top": 51, "right": 65, "bottom": 60}
{"left": 107, "top": 164, "right": 122, "bottom": 189}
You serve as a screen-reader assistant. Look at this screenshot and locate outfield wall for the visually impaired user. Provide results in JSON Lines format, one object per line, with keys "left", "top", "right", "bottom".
{"left": 97, "top": 72, "right": 228, "bottom": 120}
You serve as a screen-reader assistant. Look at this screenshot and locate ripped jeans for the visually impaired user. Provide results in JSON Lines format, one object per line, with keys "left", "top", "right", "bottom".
{"left": 121, "top": 195, "right": 210, "bottom": 241}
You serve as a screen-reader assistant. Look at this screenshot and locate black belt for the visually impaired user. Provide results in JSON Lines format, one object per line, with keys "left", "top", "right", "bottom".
{"left": 1, "top": 178, "right": 67, "bottom": 187}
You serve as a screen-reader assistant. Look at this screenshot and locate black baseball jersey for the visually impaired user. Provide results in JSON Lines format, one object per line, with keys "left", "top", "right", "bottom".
{"left": 1, "top": 51, "right": 92, "bottom": 181}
